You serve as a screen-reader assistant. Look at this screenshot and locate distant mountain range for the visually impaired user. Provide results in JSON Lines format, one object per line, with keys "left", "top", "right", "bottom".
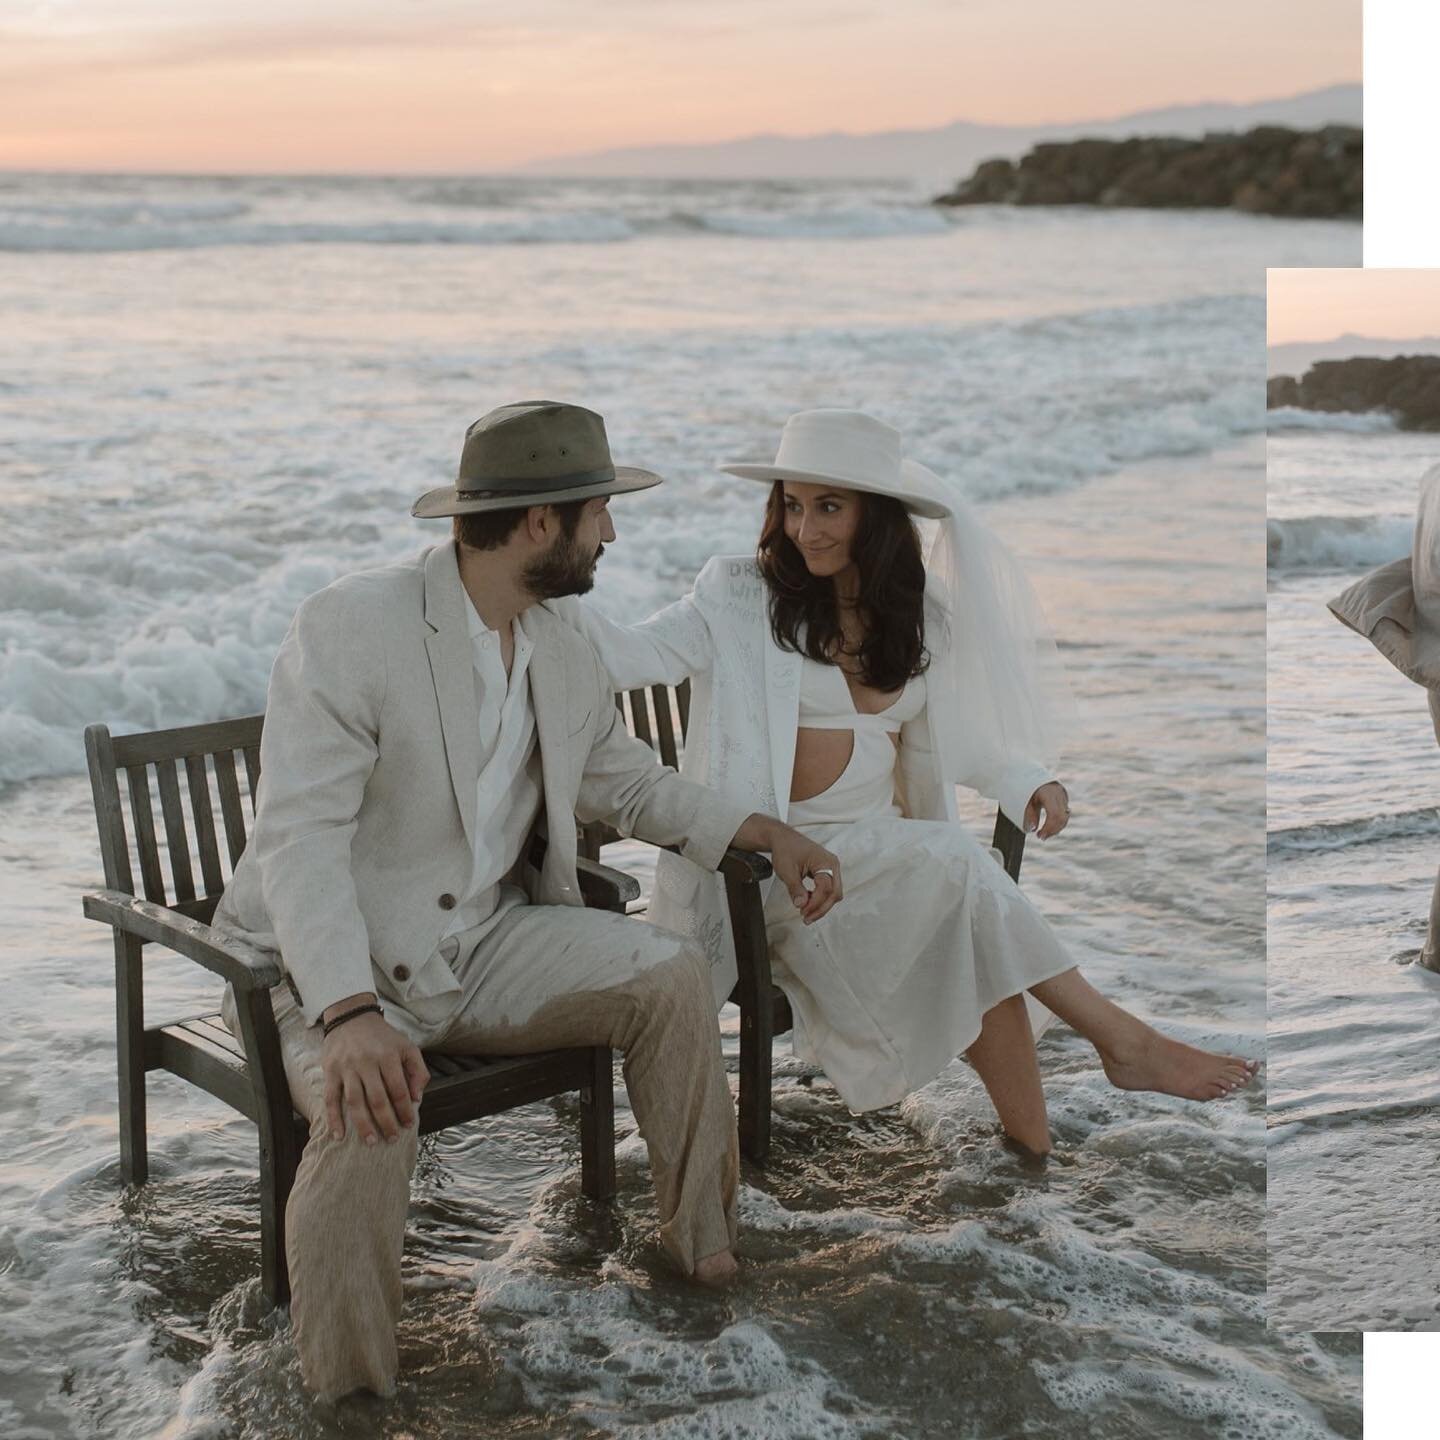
{"left": 1267, "top": 333, "right": 1440, "bottom": 377}
{"left": 517, "top": 83, "right": 1360, "bottom": 184}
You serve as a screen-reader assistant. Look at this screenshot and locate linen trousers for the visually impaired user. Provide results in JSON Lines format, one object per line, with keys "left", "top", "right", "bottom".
{"left": 232, "top": 893, "right": 739, "bottom": 1402}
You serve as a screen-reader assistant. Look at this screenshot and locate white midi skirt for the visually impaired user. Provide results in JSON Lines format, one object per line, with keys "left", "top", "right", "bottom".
{"left": 761, "top": 812, "right": 1077, "bottom": 1114}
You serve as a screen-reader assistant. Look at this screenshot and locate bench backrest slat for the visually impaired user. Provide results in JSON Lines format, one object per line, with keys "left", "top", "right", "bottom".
{"left": 88, "top": 677, "right": 699, "bottom": 909}
{"left": 650, "top": 684, "right": 679, "bottom": 769}
{"left": 154, "top": 758, "right": 196, "bottom": 904}
{"left": 242, "top": 744, "right": 261, "bottom": 799}
{"left": 185, "top": 753, "right": 226, "bottom": 895}
{"left": 626, "top": 688, "right": 654, "bottom": 747}
{"left": 109, "top": 716, "right": 264, "bottom": 767}
{"left": 86, "top": 716, "right": 264, "bottom": 910}
{"left": 124, "top": 764, "right": 167, "bottom": 903}
{"left": 615, "top": 681, "right": 690, "bottom": 767}
{"left": 212, "top": 749, "right": 248, "bottom": 869}
{"left": 579, "top": 680, "right": 691, "bottom": 860}
{"left": 86, "top": 725, "right": 133, "bottom": 894}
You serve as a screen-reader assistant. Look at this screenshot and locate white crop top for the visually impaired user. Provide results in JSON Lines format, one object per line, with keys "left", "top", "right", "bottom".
{"left": 790, "top": 656, "right": 926, "bottom": 825}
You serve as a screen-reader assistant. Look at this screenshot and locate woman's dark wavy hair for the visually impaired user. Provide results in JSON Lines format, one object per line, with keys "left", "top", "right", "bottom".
{"left": 756, "top": 481, "right": 929, "bottom": 692}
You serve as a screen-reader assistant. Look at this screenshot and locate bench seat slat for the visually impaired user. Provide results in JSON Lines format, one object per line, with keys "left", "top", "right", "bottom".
{"left": 144, "top": 1012, "right": 598, "bottom": 1135}
{"left": 149, "top": 1021, "right": 259, "bottom": 1121}
{"left": 193, "top": 1014, "right": 246, "bottom": 1056}
{"left": 417, "top": 1051, "right": 596, "bottom": 1134}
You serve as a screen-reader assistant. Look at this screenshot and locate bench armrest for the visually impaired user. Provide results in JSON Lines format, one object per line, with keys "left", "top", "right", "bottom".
{"left": 639, "top": 843, "right": 774, "bottom": 999}
{"left": 529, "top": 832, "right": 641, "bottom": 911}
{"left": 990, "top": 809, "right": 1026, "bottom": 883}
{"left": 575, "top": 855, "right": 641, "bottom": 911}
{"left": 588, "top": 839, "right": 774, "bottom": 998}
{"left": 649, "top": 841, "right": 773, "bottom": 885}
{"left": 82, "top": 889, "right": 284, "bottom": 991}
{"left": 716, "top": 846, "right": 773, "bottom": 884}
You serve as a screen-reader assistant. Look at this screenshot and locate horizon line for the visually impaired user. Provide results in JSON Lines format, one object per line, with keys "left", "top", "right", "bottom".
{"left": 0, "top": 78, "right": 1361, "bottom": 181}
{"left": 1268, "top": 335, "right": 1440, "bottom": 349}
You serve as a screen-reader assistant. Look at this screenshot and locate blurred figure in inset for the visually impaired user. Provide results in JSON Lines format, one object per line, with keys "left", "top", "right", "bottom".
{"left": 1328, "top": 462, "right": 1440, "bottom": 971}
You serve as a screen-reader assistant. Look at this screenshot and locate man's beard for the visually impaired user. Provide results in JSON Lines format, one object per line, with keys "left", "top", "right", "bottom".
{"left": 522, "top": 532, "right": 604, "bottom": 600}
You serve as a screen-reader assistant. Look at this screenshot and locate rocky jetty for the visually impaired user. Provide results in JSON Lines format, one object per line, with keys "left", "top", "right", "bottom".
{"left": 934, "top": 125, "right": 1360, "bottom": 218}
{"left": 1268, "top": 356, "right": 1440, "bottom": 429}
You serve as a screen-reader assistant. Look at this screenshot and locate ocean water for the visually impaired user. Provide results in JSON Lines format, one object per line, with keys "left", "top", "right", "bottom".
{"left": 1267, "top": 421, "right": 1440, "bottom": 1333}
{"left": 0, "top": 174, "right": 1360, "bottom": 1437}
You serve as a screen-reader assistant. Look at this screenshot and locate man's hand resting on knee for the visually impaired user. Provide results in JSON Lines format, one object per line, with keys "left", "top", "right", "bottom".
{"left": 320, "top": 995, "right": 430, "bottom": 1144}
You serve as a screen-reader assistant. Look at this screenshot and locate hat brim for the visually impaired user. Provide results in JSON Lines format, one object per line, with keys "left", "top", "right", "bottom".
{"left": 411, "top": 465, "right": 662, "bottom": 519}
{"left": 718, "top": 458, "right": 952, "bottom": 519}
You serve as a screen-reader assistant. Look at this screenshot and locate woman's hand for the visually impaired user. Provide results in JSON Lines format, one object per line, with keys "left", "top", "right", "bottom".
{"left": 1025, "top": 781, "right": 1070, "bottom": 840}
{"left": 732, "top": 814, "right": 844, "bottom": 924}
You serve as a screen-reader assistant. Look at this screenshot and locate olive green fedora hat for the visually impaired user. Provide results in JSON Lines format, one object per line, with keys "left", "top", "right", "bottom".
{"left": 412, "top": 400, "right": 662, "bottom": 518}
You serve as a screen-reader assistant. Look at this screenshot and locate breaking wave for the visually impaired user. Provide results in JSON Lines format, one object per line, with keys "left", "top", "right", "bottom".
{"left": 1268, "top": 805, "right": 1440, "bottom": 859}
{"left": 1267, "top": 513, "right": 1412, "bottom": 571}
{"left": 0, "top": 196, "right": 955, "bottom": 253}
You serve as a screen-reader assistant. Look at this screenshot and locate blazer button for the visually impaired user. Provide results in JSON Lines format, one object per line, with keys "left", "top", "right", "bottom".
{"left": 438, "top": 893, "right": 456, "bottom": 910}
{"left": 393, "top": 963, "right": 411, "bottom": 982}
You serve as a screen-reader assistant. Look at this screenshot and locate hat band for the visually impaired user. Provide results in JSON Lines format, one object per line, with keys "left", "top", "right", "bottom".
{"left": 457, "top": 464, "right": 615, "bottom": 498}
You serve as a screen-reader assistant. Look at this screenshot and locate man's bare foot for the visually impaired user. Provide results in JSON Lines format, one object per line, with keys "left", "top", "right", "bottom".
{"left": 1099, "top": 1030, "right": 1259, "bottom": 1102}
{"left": 692, "top": 1249, "right": 739, "bottom": 1287}
{"left": 1000, "top": 1127, "right": 1053, "bottom": 1161}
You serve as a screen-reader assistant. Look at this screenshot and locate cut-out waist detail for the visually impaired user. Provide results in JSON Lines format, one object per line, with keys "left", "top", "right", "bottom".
{"left": 790, "top": 654, "right": 921, "bottom": 820}
{"left": 788, "top": 727, "right": 902, "bottom": 824}
{"left": 797, "top": 712, "right": 904, "bottom": 734}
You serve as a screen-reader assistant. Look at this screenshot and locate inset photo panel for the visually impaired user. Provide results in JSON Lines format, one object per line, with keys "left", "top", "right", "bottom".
{"left": 1268, "top": 266, "right": 1440, "bottom": 1333}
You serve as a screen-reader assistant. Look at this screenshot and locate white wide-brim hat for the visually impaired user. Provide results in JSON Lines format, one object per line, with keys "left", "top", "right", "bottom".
{"left": 719, "top": 408, "right": 953, "bottom": 519}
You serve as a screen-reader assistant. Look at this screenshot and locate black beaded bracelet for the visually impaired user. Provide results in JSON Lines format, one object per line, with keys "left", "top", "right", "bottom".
{"left": 321, "top": 1002, "right": 383, "bottom": 1037}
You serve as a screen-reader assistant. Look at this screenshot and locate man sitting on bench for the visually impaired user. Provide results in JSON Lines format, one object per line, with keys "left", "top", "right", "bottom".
{"left": 211, "top": 400, "right": 843, "bottom": 1401}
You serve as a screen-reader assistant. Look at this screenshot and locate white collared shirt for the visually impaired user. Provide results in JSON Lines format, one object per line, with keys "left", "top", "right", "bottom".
{"left": 434, "top": 604, "right": 542, "bottom": 957}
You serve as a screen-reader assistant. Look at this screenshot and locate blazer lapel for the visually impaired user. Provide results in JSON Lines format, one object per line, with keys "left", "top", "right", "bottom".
{"left": 422, "top": 543, "right": 480, "bottom": 850}
{"left": 763, "top": 627, "right": 801, "bottom": 823}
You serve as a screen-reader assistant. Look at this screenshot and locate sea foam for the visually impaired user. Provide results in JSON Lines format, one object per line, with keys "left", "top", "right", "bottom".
{"left": 1267, "top": 405, "right": 1398, "bottom": 434}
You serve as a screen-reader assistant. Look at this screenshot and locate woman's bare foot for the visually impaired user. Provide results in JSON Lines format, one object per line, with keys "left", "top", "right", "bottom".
{"left": 1099, "top": 1030, "right": 1259, "bottom": 1102}
{"left": 692, "top": 1249, "right": 739, "bottom": 1287}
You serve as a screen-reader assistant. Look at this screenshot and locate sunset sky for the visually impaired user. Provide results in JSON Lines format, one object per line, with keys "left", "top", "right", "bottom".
{"left": 1, "top": 0, "right": 1359, "bottom": 173}
{"left": 1268, "top": 270, "right": 1440, "bottom": 345}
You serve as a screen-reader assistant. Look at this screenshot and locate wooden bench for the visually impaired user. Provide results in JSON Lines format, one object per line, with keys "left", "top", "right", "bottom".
{"left": 81, "top": 715, "right": 629, "bottom": 1307}
{"left": 585, "top": 680, "right": 1028, "bottom": 1163}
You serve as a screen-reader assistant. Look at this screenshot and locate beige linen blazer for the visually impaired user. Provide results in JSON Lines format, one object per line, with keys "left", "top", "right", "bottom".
{"left": 1327, "top": 557, "right": 1440, "bottom": 690}
{"left": 212, "top": 542, "right": 752, "bottom": 1026}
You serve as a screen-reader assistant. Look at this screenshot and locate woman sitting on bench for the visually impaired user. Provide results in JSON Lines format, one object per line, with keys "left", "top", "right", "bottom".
{"left": 555, "top": 409, "right": 1257, "bottom": 1155}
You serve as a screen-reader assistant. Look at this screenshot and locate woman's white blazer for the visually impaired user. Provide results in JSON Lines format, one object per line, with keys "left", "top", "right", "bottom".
{"left": 549, "top": 556, "right": 1053, "bottom": 1007}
